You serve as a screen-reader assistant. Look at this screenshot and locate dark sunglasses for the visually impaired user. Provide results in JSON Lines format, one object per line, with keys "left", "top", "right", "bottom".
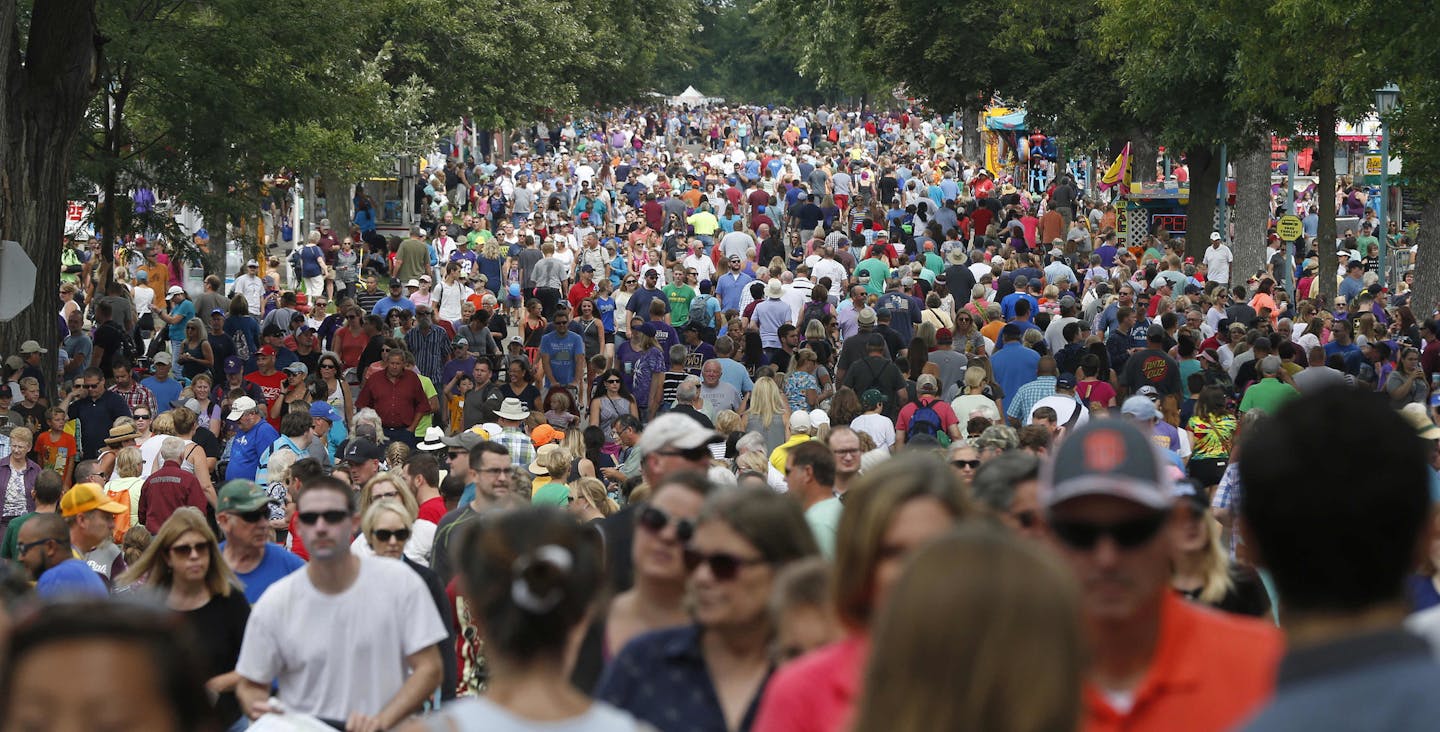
{"left": 951, "top": 459, "right": 980, "bottom": 469}
{"left": 297, "top": 510, "right": 350, "bottom": 525}
{"left": 637, "top": 506, "right": 695, "bottom": 543}
{"left": 169, "top": 542, "right": 210, "bottom": 558}
{"left": 233, "top": 508, "right": 268, "bottom": 524}
{"left": 374, "top": 528, "right": 411, "bottom": 543}
{"left": 683, "top": 548, "right": 767, "bottom": 581}
{"left": 133, "top": 413, "right": 152, "bottom": 420}
{"left": 1050, "top": 512, "right": 1168, "bottom": 551}
{"left": 653, "top": 445, "right": 712, "bottom": 461}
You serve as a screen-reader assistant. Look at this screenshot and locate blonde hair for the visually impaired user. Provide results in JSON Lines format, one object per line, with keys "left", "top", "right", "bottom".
{"left": 1191, "top": 513, "right": 1236, "bottom": 605}
{"left": 750, "top": 377, "right": 787, "bottom": 428}
{"left": 114, "top": 446, "right": 143, "bottom": 478}
{"left": 571, "top": 477, "right": 618, "bottom": 516}
{"left": 534, "top": 445, "right": 571, "bottom": 477}
{"left": 361, "top": 497, "right": 416, "bottom": 539}
{"left": 7, "top": 427, "right": 32, "bottom": 447}
{"left": 150, "top": 412, "right": 176, "bottom": 436}
{"left": 117, "top": 507, "right": 240, "bottom": 597}
{"left": 853, "top": 524, "right": 1082, "bottom": 732}
{"left": 715, "top": 409, "right": 743, "bottom": 435}
{"left": 267, "top": 449, "right": 299, "bottom": 485}
{"left": 359, "top": 473, "right": 418, "bottom": 519}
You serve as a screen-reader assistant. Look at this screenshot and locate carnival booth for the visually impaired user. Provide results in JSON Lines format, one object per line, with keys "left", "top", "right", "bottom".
{"left": 981, "top": 107, "right": 1059, "bottom": 194}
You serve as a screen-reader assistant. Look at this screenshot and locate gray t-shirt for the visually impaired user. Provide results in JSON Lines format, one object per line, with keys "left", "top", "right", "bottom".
{"left": 532, "top": 257, "right": 567, "bottom": 290}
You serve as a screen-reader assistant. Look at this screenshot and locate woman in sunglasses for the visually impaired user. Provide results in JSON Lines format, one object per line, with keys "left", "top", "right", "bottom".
{"left": 597, "top": 485, "right": 818, "bottom": 732}
{"left": 116, "top": 507, "right": 249, "bottom": 728}
{"left": 314, "top": 353, "right": 354, "bottom": 426}
{"left": 753, "top": 454, "right": 969, "bottom": 732}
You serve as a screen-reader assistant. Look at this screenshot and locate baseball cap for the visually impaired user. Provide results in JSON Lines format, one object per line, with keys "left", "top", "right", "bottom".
{"left": 19, "top": 340, "right": 46, "bottom": 355}
{"left": 1121, "top": 395, "right": 1162, "bottom": 421}
{"left": 246, "top": 259, "right": 259, "bottom": 268}
{"left": 217, "top": 480, "right": 270, "bottom": 513}
{"left": 1041, "top": 419, "right": 1173, "bottom": 511}
{"left": 634, "top": 322, "right": 657, "bottom": 337}
{"left": 224, "top": 356, "right": 245, "bottom": 374}
{"left": 809, "top": 409, "right": 830, "bottom": 427}
{"left": 60, "top": 483, "right": 128, "bottom": 517}
{"left": 343, "top": 438, "right": 384, "bottom": 462}
{"left": 935, "top": 327, "right": 953, "bottom": 343}
{"left": 634, "top": 413, "right": 723, "bottom": 457}
{"left": 441, "top": 427, "right": 488, "bottom": 449}
{"left": 283, "top": 362, "right": 308, "bottom": 376}
{"left": 974, "top": 424, "right": 1019, "bottom": 452}
{"left": 789, "top": 410, "right": 814, "bottom": 431}
{"left": 134, "top": 269, "right": 148, "bottom": 281}
{"left": 917, "top": 374, "right": 940, "bottom": 393}
{"left": 257, "top": 345, "right": 277, "bottom": 357}
{"left": 1135, "top": 385, "right": 1160, "bottom": 401}
{"left": 167, "top": 285, "right": 185, "bottom": 297}
{"left": 406, "top": 279, "right": 421, "bottom": 288}
{"left": 227, "top": 396, "right": 259, "bottom": 421}
{"left": 309, "top": 401, "right": 341, "bottom": 423}
{"left": 1210, "top": 231, "right": 1222, "bottom": 241}
{"left": 531, "top": 424, "right": 565, "bottom": 447}
{"left": 861, "top": 388, "right": 887, "bottom": 408}
{"left": 153, "top": 352, "right": 174, "bottom": 366}
{"left": 210, "top": 308, "right": 226, "bottom": 317}
{"left": 1056, "top": 373, "right": 1077, "bottom": 389}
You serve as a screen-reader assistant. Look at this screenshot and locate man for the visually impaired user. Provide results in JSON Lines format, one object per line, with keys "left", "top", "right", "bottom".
{"left": 1239, "top": 355, "right": 1300, "bottom": 414}
{"left": 405, "top": 452, "right": 446, "bottom": 528}
{"left": 236, "top": 476, "right": 446, "bottom": 729}
{"left": 356, "top": 349, "right": 431, "bottom": 447}
{"left": 669, "top": 378, "right": 714, "bottom": 427}
{"left": 60, "top": 482, "right": 128, "bottom": 583}
{"left": 231, "top": 259, "right": 266, "bottom": 316}
{"left": 64, "top": 367, "right": 130, "bottom": 460}
{"left": 627, "top": 269, "right": 669, "bottom": 321}
{"left": 876, "top": 277, "right": 923, "bottom": 344}
{"left": 1338, "top": 261, "right": 1366, "bottom": 304}
{"left": 15, "top": 512, "right": 106, "bottom": 599}
{"left": 462, "top": 360, "right": 504, "bottom": 428}
{"left": 393, "top": 224, "right": 434, "bottom": 285}
{"left": 1042, "top": 419, "right": 1282, "bottom": 731}
{"left": 635, "top": 412, "right": 722, "bottom": 488}
{"left": 142, "top": 352, "right": 184, "bottom": 414}
{"left": 1120, "top": 325, "right": 1182, "bottom": 399}
{"left": 754, "top": 279, "right": 794, "bottom": 363}
{"left": 1245, "top": 391, "right": 1440, "bottom": 729}
{"left": 711, "top": 335, "right": 754, "bottom": 397}
{"left": 61, "top": 309, "right": 92, "bottom": 382}
{"left": 245, "top": 346, "right": 287, "bottom": 429}
{"left": 1007, "top": 356, "right": 1060, "bottom": 426}
{"left": 716, "top": 254, "right": 755, "bottom": 312}
{"left": 970, "top": 451, "right": 1044, "bottom": 539}
{"left": 840, "top": 334, "right": 906, "bottom": 420}
{"left": 404, "top": 305, "right": 451, "bottom": 385}
{"left": 699, "top": 360, "right": 742, "bottom": 414}
{"left": 224, "top": 396, "right": 280, "bottom": 482}
{"left": 664, "top": 266, "right": 697, "bottom": 328}
{"left": 530, "top": 241, "right": 568, "bottom": 318}
{"left": 539, "top": 304, "right": 586, "bottom": 391}
{"left": 824, "top": 426, "right": 863, "bottom": 495}
{"left": 492, "top": 397, "right": 536, "bottom": 468}
{"left": 354, "top": 273, "right": 386, "bottom": 316}
{"left": 1291, "top": 345, "right": 1347, "bottom": 393}
{"left": 1029, "top": 372, "right": 1088, "bottom": 430}
{"left": 431, "top": 440, "right": 514, "bottom": 584}
{"left": 896, "top": 374, "right": 962, "bottom": 445}
{"left": 339, "top": 438, "right": 384, "bottom": 488}
{"left": 785, "top": 440, "right": 843, "bottom": 557}
{"left": 991, "top": 324, "right": 1041, "bottom": 399}
{"left": 137, "top": 437, "right": 209, "bottom": 532}
{"left": 1202, "top": 232, "right": 1234, "bottom": 288}
{"left": 770, "top": 411, "right": 814, "bottom": 472}
{"left": 109, "top": 359, "right": 157, "bottom": 416}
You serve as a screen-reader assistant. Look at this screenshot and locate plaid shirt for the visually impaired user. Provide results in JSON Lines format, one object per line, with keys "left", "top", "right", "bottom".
{"left": 110, "top": 382, "right": 156, "bottom": 415}
{"left": 405, "top": 324, "right": 452, "bottom": 385}
{"left": 1212, "top": 461, "right": 1241, "bottom": 558}
{"left": 493, "top": 427, "right": 535, "bottom": 468}
{"left": 1006, "top": 376, "right": 1057, "bottom": 421}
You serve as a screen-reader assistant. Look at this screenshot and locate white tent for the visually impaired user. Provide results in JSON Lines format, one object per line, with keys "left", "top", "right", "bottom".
{"left": 670, "top": 86, "right": 709, "bottom": 108}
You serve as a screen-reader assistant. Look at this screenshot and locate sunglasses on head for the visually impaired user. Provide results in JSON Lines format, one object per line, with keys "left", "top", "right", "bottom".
{"left": 637, "top": 506, "right": 695, "bottom": 542}
{"left": 683, "top": 548, "right": 767, "bottom": 581}
{"left": 374, "top": 528, "right": 411, "bottom": 543}
{"left": 1049, "top": 512, "right": 1168, "bottom": 551}
{"left": 297, "top": 510, "right": 350, "bottom": 525}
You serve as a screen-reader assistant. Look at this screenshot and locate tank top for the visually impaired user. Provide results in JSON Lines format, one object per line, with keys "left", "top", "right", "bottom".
{"left": 596, "top": 396, "right": 631, "bottom": 442}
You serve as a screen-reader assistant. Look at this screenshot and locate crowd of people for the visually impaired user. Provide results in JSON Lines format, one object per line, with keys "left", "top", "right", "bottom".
{"left": 1, "top": 104, "right": 1439, "bottom": 731}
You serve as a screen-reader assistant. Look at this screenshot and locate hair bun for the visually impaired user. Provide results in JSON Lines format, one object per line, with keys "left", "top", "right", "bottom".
{"left": 510, "top": 544, "right": 573, "bottom": 614}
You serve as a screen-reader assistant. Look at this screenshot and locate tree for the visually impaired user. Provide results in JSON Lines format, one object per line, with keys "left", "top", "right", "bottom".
{"left": 1231, "top": 138, "right": 1273, "bottom": 284}
{"left": 0, "top": 0, "right": 102, "bottom": 386}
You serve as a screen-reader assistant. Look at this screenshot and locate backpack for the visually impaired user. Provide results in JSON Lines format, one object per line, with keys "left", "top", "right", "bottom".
{"left": 101, "top": 321, "right": 138, "bottom": 364}
{"left": 799, "top": 300, "right": 828, "bottom": 334}
{"left": 689, "top": 294, "right": 717, "bottom": 327}
{"left": 906, "top": 397, "right": 943, "bottom": 439}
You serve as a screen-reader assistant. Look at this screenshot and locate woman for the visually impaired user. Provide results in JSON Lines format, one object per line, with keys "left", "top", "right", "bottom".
{"left": 315, "top": 351, "right": 355, "bottom": 426}
{"left": 569, "top": 476, "right": 617, "bottom": 523}
{"left": 501, "top": 356, "right": 543, "bottom": 411}
{"left": 799, "top": 319, "right": 834, "bottom": 372}
{"left": 0, "top": 427, "right": 39, "bottom": 538}
{"left": 363, "top": 498, "right": 458, "bottom": 702}
{"left": 950, "top": 365, "right": 1003, "bottom": 423}
{"left": 1249, "top": 278, "right": 1279, "bottom": 326}
{"left": 921, "top": 292, "right": 954, "bottom": 331}
{"left": 334, "top": 236, "right": 360, "bottom": 300}
{"left": 400, "top": 506, "right": 643, "bottom": 731}
{"left": 186, "top": 374, "right": 223, "bottom": 433}
{"left": 590, "top": 368, "right": 638, "bottom": 451}
{"left": 752, "top": 455, "right": 969, "bottom": 732}
{"left": 852, "top": 524, "right": 1083, "bottom": 732}
{"left": 176, "top": 318, "right": 215, "bottom": 381}
{"left": 784, "top": 349, "right": 824, "bottom": 412}
{"left": 332, "top": 308, "right": 369, "bottom": 370}
{"left": 409, "top": 275, "right": 435, "bottom": 308}
{"left": 94, "top": 419, "right": 141, "bottom": 485}
{"left": 615, "top": 324, "right": 665, "bottom": 416}
{"left": 1075, "top": 353, "right": 1118, "bottom": 410}
{"left": 598, "top": 486, "right": 819, "bottom": 732}
{"left": 106, "top": 446, "right": 146, "bottom": 540}
{"left": 1186, "top": 386, "right": 1236, "bottom": 488}
{"left": 575, "top": 298, "right": 606, "bottom": 361}
{"left": 521, "top": 298, "right": 547, "bottom": 356}
{"left": 1388, "top": 346, "right": 1430, "bottom": 408}
{"left": 614, "top": 276, "right": 638, "bottom": 341}
{"left": 741, "top": 330, "right": 769, "bottom": 377}
{"left": 1171, "top": 485, "right": 1270, "bottom": 617}
{"left": 745, "top": 377, "right": 790, "bottom": 451}
{"left": 350, "top": 473, "right": 434, "bottom": 565}
{"left": 116, "top": 507, "right": 250, "bottom": 728}
{"left": 828, "top": 386, "right": 862, "bottom": 427}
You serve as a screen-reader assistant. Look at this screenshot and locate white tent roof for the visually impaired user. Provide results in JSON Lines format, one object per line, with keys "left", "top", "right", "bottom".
{"left": 676, "top": 86, "right": 706, "bottom": 101}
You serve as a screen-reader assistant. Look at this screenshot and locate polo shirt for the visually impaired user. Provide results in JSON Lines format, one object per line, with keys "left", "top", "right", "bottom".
{"left": 1082, "top": 593, "right": 1281, "bottom": 732}
{"left": 991, "top": 342, "right": 1041, "bottom": 399}
{"left": 1238, "top": 377, "right": 1300, "bottom": 415}
{"left": 805, "top": 496, "right": 844, "bottom": 558}
{"left": 596, "top": 624, "right": 771, "bottom": 732}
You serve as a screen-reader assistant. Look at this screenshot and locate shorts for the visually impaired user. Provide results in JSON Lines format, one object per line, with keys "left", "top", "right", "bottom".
{"left": 834, "top": 194, "right": 850, "bottom": 210}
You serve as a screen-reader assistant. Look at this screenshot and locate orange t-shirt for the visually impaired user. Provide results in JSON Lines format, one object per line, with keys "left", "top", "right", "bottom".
{"left": 1082, "top": 593, "right": 1283, "bottom": 732}
{"left": 980, "top": 318, "right": 1006, "bottom": 345}
{"left": 35, "top": 429, "right": 77, "bottom": 485}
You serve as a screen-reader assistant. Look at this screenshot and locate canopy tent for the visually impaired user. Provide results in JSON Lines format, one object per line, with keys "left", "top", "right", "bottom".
{"left": 984, "top": 110, "right": 1028, "bottom": 131}
{"left": 670, "top": 86, "right": 713, "bottom": 108}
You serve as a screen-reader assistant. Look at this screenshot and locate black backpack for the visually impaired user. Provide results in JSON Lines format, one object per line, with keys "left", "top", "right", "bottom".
{"left": 799, "top": 300, "right": 828, "bottom": 334}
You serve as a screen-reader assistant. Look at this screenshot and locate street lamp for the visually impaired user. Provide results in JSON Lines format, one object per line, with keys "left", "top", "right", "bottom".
{"left": 1375, "top": 84, "right": 1399, "bottom": 286}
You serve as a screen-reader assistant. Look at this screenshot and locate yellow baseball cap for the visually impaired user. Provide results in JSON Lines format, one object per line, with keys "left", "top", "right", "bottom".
{"left": 60, "top": 483, "right": 128, "bottom": 518}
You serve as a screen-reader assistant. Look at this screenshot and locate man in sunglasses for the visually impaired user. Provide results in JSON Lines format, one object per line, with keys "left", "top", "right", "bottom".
{"left": 61, "top": 367, "right": 131, "bottom": 460}
{"left": 633, "top": 412, "right": 723, "bottom": 494}
{"left": 1041, "top": 420, "right": 1281, "bottom": 731}
{"left": 217, "top": 479, "right": 305, "bottom": 604}
{"left": 15, "top": 512, "right": 106, "bottom": 599}
{"left": 236, "top": 476, "right": 446, "bottom": 728}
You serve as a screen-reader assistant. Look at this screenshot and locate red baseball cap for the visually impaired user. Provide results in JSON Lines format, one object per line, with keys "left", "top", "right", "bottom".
{"left": 257, "top": 345, "right": 277, "bottom": 357}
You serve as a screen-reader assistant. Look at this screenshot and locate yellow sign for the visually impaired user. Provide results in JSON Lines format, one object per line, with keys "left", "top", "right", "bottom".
{"left": 1365, "top": 155, "right": 1383, "bottom": 176}
{"left": 1276, "top": 214, "right": 1304, "bottom": 241}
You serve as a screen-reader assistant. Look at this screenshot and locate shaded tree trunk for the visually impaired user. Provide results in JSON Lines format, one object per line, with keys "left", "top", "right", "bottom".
{"left": 1131, "top": 132, "right": 1159, "bottom": 185}
{"left": 1183, "top": 145, "right": 1221, "bottom": 262}
{"left": 0, "top": 0, "right": 101, "bottom": 401}
{"left": 1232, "top": 138, "right": 1272, "bottom": 285}
{"left": 1409, "top": 193, "right": 1440, "bottom": 318}
{"left": 959, "top": 104, "right": 982, "bottom": 162}
{"left": 1315, "top": 105, "right": 1338, "bottom": 305}
{"left": 323, "top": 172, "right": 353, "bottom": 237}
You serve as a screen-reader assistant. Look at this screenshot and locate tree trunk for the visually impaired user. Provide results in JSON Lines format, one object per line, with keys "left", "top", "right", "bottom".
{"left": 1410, "top": 192, "right": 1440, "bottom": 317}
{"left": 959, "top": 104, "right": 982, "bottom": 162}
{"left": 1131, "top": 132, "right": 1159, "bottom": 185}
{"left": 1315, "top": 106, "right": 1338, "bottom": 306}
{"left": 324, "top": 172, "right": 353, "bottom": 236}
{"left": 1183, "top": 145, "right": 1221, "bottom": 262}
{"left": 0, "top": 0, "right": 101, "bottom": 401}
{"left": 1232, "top": 138, "right": 1272, "bottom": 284}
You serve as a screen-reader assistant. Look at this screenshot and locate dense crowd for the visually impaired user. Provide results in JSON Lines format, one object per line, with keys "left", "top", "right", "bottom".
{"left": 1, "top": 105, "right": 1439, "bottom": 731}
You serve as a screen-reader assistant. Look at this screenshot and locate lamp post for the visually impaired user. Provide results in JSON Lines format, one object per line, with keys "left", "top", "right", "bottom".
{"left": 1374, "top": 84, "right": 1400, "bottom": 286}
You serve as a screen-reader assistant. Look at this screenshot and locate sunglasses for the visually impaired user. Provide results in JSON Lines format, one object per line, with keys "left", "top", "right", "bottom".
{"left": 297, "top": 510, "right": 350, "bottom": 525}
{"left": 951, "top": 459, "right": 980, "bottom": 469}
{"left": 169, "top": 542, "right": 210, "bottom": 558}
{"left": 233, "top": 508, "right": 268, "bottom": 524}
{"left": 605, "top": 378, "right": 621, "bottom": 384}
{"left": 638, "top": 506, "right": 695, "bottom": 543}
{"left": 374, "top": 528, "right": 411, "bottom": 543}
{"left": 1050, "top": 512, "right": 1168, "bottom": 551}
{"left": 683, "top": 548, "right": 767, "bottom": 581}
{"left": 134, "top": 414, "right": 152, "bottom": 420}
{"left": 653, "top": 445, "right": 712, "bottom": 461}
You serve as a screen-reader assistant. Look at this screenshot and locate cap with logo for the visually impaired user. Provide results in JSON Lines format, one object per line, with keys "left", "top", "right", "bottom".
{"left": 1041, "top": 420, "right": 1173, "bottom": 512}
{"left": 227, "top": 396, "right": 259, "bottom": 421}
{"left": 343, "top": 438, "right": 385, "bottom": 462}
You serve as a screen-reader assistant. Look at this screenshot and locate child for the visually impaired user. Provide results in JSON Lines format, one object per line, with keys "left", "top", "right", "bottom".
{"left": 34, "top": 407, "right": 77, "bottom": 487}
{"left": 448, "top": 374, "right": 473, "bottom": 435}
{"left": 595, "top": 279, "right": 617, "bottom": 340}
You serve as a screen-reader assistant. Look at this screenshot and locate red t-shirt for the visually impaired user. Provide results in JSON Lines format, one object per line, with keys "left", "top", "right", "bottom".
{"left": 245, "top": 370, "right": 287, "bottom": 428}
{"left": 418, "top": 496, "right": 446, "bottom": 524}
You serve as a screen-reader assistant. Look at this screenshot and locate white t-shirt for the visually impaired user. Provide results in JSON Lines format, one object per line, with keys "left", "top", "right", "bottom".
{"left": 1203, "top": 244, "right": 1234, "bottom": 285}
{"left": 850, "top": 413, "right": 896, "bottom": 453}
{"left": 425, "top": 697, "right": 651, "bottom": 732}
{"left": 1028, "top": 394, "right": 1090, "bottom": 428}
{"left": 236, "top": 555, "right": 448, "bottom": 721}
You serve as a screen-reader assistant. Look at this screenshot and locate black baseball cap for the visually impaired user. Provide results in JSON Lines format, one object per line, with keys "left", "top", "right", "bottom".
{"left": 1041, "top": 420, "right": 1172, "bottom": 512}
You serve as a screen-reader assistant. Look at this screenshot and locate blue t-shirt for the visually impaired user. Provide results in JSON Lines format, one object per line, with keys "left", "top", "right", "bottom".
{"left": 37, "top": 558, "right": 107, "bottom": 599}
{"left": 223, "top": 541, "right": 306, "bottom": 603}
{"left": 143, "top": 376, "right": 184, "bottom": 413}
{"left": 539, "top": 330, "right": 586, "bottom": 386}
{"left": 168, "top": 299, "right": 196, "bottom": 342}
{"left": 226, "top": 420, "right": 280, "bottom": 482}
{"left": 596, "top": 297, "right": 617, "bottom": 333}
